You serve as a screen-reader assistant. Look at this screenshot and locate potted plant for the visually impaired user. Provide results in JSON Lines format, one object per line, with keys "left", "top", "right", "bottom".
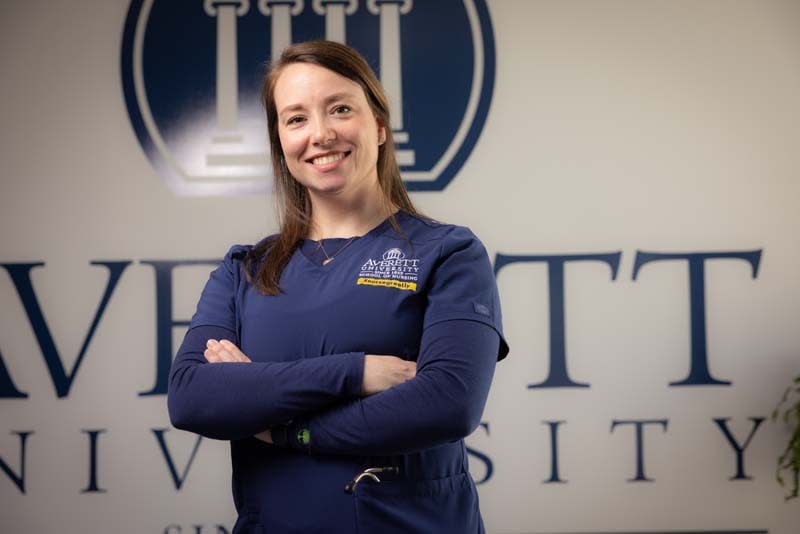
{"left": 773, "top": 374, "right": 800, "bottom": 500}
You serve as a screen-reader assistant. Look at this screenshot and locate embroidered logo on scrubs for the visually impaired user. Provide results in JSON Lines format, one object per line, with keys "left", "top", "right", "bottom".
{"left": 357, "top": 249, "right": 420, "bottom": 291}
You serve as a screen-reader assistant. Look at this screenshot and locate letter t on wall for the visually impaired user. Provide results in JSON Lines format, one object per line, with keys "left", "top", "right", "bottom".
{"left": 632, "top": 250, "right": 761, "bottom": 387}
{"left": 495, "top": 252, "right": 622, "bottom": 389}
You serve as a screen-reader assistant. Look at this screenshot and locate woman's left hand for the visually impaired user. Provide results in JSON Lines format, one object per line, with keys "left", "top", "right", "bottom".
{"left": 204, "top": 339, "right": 252, "bottom": 363}
{"left": 254, "top": 430, "right": 273, "bottom": 444}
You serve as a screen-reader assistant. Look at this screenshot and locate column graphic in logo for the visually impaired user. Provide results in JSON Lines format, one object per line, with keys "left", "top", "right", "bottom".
{"left": 121, "top": 0, "right": 495, "bottom": 195}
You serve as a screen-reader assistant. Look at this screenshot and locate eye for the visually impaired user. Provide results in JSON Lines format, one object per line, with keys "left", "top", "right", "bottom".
{"left": 333, "top": 105, "right": 351, "bottom": 115}
{"left": 286, "top": 115, "right": 305, "bottom": 126}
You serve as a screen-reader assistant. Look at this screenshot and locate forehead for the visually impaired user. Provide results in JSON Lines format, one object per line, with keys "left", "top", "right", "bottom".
{"left": 274, "top": 63, "right": 367, "bottom": 110}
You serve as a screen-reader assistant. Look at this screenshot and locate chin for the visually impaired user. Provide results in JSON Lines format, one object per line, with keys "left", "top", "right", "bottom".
{"left": 308, "top": 181, "right": 349, "bottom": 197}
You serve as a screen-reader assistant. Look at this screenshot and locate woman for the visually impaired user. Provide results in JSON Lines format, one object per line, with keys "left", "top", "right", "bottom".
{"left": 168, "top": 40, "right": 509, "bottom": 533}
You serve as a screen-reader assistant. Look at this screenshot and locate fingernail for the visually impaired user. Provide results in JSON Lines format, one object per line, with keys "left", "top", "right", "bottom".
{"left": 206, "top": 339, "right": 217, "bottom": 347}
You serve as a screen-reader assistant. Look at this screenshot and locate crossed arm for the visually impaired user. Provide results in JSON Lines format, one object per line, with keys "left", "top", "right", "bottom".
{"left": 202, "top": 338, "right": 416, "bottom": 397}
{"left": 168, "top": 319, "right": 499, "bottom": 454}
{"left": 169, "top": 234, "right": 504, "bottom": 452}
{"left": 168, "top": 324, "right": 414, "bottom": 441}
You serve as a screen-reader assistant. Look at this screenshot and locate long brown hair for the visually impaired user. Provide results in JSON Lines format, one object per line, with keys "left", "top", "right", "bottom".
{"left": 245, "top": 40, "right": 421, "bottom": 295}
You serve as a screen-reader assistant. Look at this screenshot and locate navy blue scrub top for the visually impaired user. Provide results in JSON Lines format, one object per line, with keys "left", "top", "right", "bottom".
{"left": 169, "top": 211, "right": 509, "bottom": 533}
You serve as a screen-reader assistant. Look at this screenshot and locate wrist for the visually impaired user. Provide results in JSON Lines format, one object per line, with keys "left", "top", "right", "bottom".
{"left": 270, "top": 424, "right": 288, "bottom": 447}
{"left": 270, "top": 420, "right": 312, "bottom": 453}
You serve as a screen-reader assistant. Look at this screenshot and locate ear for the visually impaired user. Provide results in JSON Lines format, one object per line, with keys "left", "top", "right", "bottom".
{"left": 377, "top": 121, "right": 386, "bottom": 146}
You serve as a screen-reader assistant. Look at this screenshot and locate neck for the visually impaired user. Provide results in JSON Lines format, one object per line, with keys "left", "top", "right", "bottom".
{"left": 307, "top": 183, "right": 395, "bottom": 240}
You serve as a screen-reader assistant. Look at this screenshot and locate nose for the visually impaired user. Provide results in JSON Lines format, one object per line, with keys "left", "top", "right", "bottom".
{"left": 311, "top": 116, "right": 336, "bottom": 146}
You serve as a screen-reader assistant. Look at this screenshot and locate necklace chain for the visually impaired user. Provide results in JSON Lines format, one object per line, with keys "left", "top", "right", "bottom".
{"left": 312, "top": 209, "right": 398, "bottom": 266}
{"left": 318, "top": 236, "right": 358, "bottom": 266}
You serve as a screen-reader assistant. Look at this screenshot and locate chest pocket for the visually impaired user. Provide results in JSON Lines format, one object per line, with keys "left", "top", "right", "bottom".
{"left": 353, "top": 472, "right": 483, "bottom": 534}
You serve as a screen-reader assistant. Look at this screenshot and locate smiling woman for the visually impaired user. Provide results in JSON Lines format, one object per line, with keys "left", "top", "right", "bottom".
{"left": 251, "top": 41, "right": 417, "bottom": 294}
{"left": 167, "top": 40, "right": 509, "bottom": 534}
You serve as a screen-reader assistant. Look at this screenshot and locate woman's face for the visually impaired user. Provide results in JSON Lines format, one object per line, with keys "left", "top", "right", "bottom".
{"left": 273, "top": 62, "right": 385, "bottom": 202}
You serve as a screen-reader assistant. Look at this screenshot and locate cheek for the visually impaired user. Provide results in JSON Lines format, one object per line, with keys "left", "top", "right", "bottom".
{"left": 352, "top": 126, "right": 378, "bottom": 157}
{"left": 360, "top": 133, "right": 380, "bottom": 163}
{"left": 278, "top": 130, "right": 304, "bottom": 160}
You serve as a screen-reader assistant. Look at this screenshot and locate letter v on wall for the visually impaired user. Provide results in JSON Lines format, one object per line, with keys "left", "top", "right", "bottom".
{"left": 0, "top": 261, "right": 130, "bottom": 398}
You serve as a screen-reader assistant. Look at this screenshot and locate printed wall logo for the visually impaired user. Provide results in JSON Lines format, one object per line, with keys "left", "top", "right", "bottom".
{"left": 121, "top": 0, "right": 496, "bottom": 196}
{"left": 357, "top": 248, "right": 420, "bottom": 291}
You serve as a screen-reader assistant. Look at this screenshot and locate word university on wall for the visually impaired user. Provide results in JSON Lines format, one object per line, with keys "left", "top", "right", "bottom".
{"left": 0, "top": 246, "right": 765, "bottom": 496}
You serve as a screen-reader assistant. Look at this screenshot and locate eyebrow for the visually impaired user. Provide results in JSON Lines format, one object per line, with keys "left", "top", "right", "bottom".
{"left": 278, "top": 92, "right": 357, "bottom": 117}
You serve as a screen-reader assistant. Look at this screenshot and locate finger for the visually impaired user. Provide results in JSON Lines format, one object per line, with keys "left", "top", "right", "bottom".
{"left": 204, "top": 348, "right": 221, "bottom": 363}
{"left": 254, "top": 430, "right": 273, "bottom": 444}
{"left": 206, "top": 339, "right": 238, "bottom": 362}
{"left": 216, "top": 341, "right": 246, "bottom": 363}
{"left": 205, "top": 340, "right": 224, "bottom": 360}
{"left": 216, "top": 347, "right": 237, "bottom": 362}
{"left": 407, "top": 362, "right": 417, "bottom": 378}
{"left": 220, "top": 339, "right": 251, "bottom": 363}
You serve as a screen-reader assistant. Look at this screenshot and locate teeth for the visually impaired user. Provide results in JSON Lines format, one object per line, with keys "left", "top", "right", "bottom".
{"left": 312, "top": 153, "right": 345, "bottom": 165}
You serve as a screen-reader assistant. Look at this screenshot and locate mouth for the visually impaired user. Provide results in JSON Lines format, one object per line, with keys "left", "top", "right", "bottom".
{"left": 308, "top": 151, "right": 351, "bottom": 166}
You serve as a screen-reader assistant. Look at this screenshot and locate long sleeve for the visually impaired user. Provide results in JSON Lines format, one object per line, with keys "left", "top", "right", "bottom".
{"left": 167, "top": 244, "right": 365, "bottom": 440}
{"left": 168, "top": 324, "right": 365, "bottom": 440}
{"left": 271, "top": 226, "right": 509, "bottom": 456}
{"left": 276, "top": 319, "right": 500, "bottom": 456}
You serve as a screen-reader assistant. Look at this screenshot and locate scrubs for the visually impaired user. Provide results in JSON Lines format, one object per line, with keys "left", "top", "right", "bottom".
{"left": 169, "top": 211, "right": 509, "bottom": 533}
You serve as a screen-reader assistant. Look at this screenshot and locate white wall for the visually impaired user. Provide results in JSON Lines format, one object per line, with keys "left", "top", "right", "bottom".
{"left": 1, "top": 1, "right": 799, "bottom": 533}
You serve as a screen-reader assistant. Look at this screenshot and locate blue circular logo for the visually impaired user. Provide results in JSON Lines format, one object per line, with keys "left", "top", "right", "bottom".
{"left": 121, "top": 0, "right": 496, "bottom": 195}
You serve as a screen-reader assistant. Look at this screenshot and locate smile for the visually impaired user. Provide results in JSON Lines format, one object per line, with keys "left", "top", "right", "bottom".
{"left": 310, "top": 152, "right": 349, "bottom": 166}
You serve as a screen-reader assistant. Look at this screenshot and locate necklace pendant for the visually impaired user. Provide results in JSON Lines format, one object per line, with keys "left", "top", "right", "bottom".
{"left": 318, "top": 235, "right": 357, "bottom": 266}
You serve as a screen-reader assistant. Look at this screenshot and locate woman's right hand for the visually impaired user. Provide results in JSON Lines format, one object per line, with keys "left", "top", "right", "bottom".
{"left": 204, "top": 339, "right": 252, "bottom": 363}
{"left": 361, "top": 355, "right": 416, "bottom": 396}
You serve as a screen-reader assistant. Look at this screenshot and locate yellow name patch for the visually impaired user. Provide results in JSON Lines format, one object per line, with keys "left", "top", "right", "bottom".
{"left": 357, "top": 277, "right": 417, "bottom": 292}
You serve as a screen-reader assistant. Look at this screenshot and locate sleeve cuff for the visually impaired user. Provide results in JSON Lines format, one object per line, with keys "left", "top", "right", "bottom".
{"left": 271, "top": 420, "right": 312, "bottom": 453}
{"left": 345, "top": 351, "right": 366, "bottom": 397}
